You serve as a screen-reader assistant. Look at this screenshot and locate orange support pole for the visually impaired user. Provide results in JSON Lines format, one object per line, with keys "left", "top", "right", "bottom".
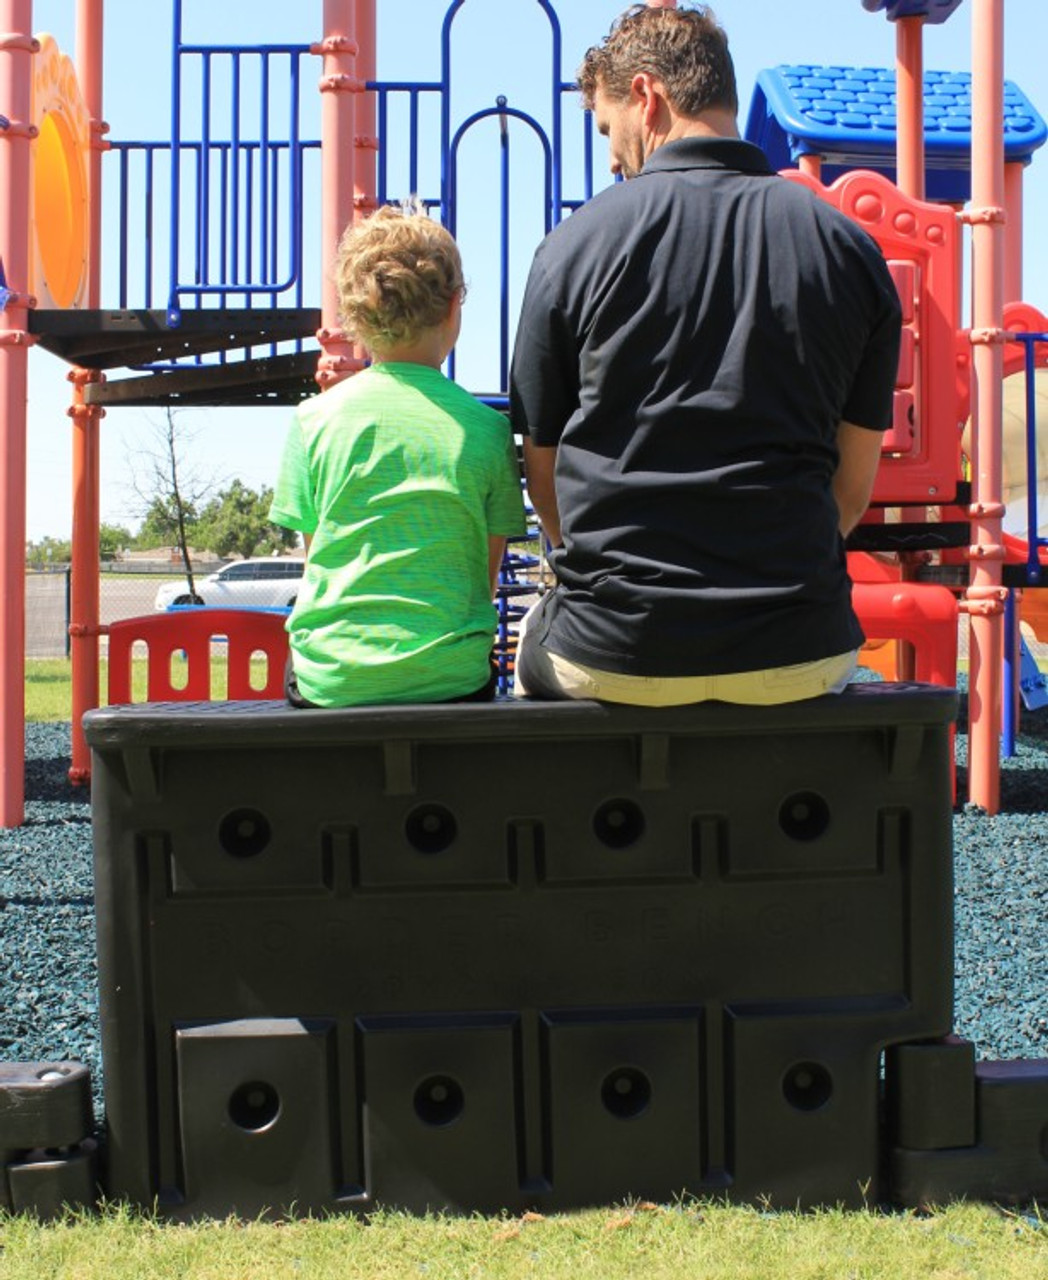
{"left": 0, "top": 1, "right": 37, "bottom": 827}
{"left": 68, "top": 0, "right": 106, "bottom": 786}
{"left": 313, "top": 0, "right": 365, "bottom": 390}
{"left": 895, "top": 16, "right": 926, "bottom": 200}
{"left": 68, "top": 369, "right": 103, "bottom": 785}
{"left": 966, "top": 0, "right": 1007, "bottom": 814}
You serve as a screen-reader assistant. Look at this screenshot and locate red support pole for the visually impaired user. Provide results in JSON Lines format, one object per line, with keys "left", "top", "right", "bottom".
{"left": 314, "top": 0, "right": 365, "bottom": 390}
{"left": 966, "top": 0, "right": 1007, "bottom": 814}
{"left": 0, "top": 1, "right": 36, "bottom": 827}
{"left": 68, "top": 0, "right": 106, "bottom": 786}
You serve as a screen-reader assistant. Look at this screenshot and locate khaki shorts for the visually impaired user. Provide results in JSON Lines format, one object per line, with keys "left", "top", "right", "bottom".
{"left": 513, "top": 598, "right": 857, "bottom": 707}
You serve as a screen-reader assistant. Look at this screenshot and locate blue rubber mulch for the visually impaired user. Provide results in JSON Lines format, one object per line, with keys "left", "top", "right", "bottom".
{"left": 1, "top": 700, "right": 1046, "bottom": 1126}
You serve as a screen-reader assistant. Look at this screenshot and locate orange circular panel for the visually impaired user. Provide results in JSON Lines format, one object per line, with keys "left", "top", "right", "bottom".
{"left": 31, "top": 34, "right": 90, "bottom": 309}
{"left": 34, "top": 109, "right": 87, "bottom": 307}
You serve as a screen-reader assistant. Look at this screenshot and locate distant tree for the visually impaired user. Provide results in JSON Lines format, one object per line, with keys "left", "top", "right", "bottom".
{"left": 196, "top": 480, "right": 298, "bottom": 559}
{"left": 134, "top": 496, "right": 201, "bottom": 550}
{"left": 25, "top": 535, "right": 72, "bottom": 568}
{"left": 28, "top": 526, "right": 132, "bottom": 566}
{"left": 99, "top": 522, "right": 134, "bottom": 561}
{"left": 129, "top": 408, "right": 216, "bottom": 597}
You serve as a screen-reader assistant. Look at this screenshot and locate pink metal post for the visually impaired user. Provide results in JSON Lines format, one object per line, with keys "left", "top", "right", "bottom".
{"left": 313, "top": 0, "right": 365, "bottom": 389}
{"left": 798, "top": 154, "right": 822, "bottom": 180}
{"left": 891, "top": 14, "right": 928, "bottom": 678}
{"left": 894, "top": 16, "right": 925, "bottom": 200}
{"left": 966, "top": 0, "right": 1007, "bottom": 813}
{"left": 0, "top": 0, "right": 36, "bottom": 827}
{"left": 1003, "top": 160, "right": 1023, "bottom": 304}
{"left": 68, "top": 0, "right": 106, "bottom": 785}
{"left": 76, "top": 0, "right": 104, "bottom": 304}
{"left": 353, "top": 0, "right": 377, "bottom": 222}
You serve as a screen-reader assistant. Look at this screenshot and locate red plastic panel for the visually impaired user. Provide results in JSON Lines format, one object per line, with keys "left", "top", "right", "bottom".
{"left": 105, "top": 608, "right": 289, "bottom": 704}
{"left": 783, "top": 169, "right": 962, "bottom": 505}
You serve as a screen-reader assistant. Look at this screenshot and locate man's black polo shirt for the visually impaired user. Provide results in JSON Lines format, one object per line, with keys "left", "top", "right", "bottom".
{"left": 509, "top": 136, "right": 902, "bottom": 677}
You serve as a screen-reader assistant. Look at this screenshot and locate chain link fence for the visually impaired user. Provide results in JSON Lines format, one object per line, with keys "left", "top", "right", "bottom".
{"left": 26, "top": 562, "right": 226, "bottom": 659}
{"left": 25, "top": 559, "right": 1048, "bottom": 668}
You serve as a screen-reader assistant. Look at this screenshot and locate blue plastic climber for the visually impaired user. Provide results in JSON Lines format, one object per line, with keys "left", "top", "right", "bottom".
{"left": 746, "top": 65, "right": 1046, "bottom": 199}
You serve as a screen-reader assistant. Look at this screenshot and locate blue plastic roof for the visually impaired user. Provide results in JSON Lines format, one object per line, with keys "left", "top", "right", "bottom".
{"left": 861, "top": 0, "right": 965, "bottom": 22}
{"left": 745, "top": 64, "right": 1046, "bottom": 200}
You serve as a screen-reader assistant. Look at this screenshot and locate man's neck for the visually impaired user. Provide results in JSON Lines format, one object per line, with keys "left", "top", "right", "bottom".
{"left": 662, "top": 107, "right": 741, "bottom": 146}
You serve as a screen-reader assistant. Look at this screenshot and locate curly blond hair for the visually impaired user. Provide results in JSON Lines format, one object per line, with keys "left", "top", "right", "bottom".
{"left": 335, "top": 205, "right": 465, "bottom": 353}
{"left": 577, "top": 3, "right": 736, "bottom": 116}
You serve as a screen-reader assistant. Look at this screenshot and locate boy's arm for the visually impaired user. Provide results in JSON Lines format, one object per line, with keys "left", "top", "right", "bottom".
{"left": 270, "top": 415, "right": 319, "bottom": 542}
{"left": 488, "top": 536, "right": 507, "bottom": 598}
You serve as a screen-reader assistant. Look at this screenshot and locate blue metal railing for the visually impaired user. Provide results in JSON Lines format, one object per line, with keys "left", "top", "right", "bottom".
{"left": 106, "top": 0, "right": 604, "bottom": 393}
{"left": 1000, "top": 331, "right": 1046, "bottom": 757}
{"left": 1014, "top": 332, "right": 1048, "bottom": 584}
{"left": 167, "top": 0, "right": 314, "bottom": 324}
{"left": 112, "top": 138, "right": 319, "bottom": 312}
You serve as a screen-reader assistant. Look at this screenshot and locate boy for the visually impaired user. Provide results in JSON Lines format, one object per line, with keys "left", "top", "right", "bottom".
{"left": 270, "top": 206, "right": 526, "bottom": 706}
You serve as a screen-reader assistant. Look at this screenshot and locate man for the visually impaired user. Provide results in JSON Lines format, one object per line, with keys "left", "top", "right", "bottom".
{"left": 509, "top": 3, "right": 902, "bottom": 706}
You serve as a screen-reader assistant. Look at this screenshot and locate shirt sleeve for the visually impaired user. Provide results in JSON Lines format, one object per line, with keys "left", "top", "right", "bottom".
{"left": 840, "top": 240, "right": 904, "bottom": 431}
{"left": 268, "top": 412, "right": 319, "bottom": 535}
{"left": 486, "top": 423, "right": 528, "bottom": 537}
{"left": 508, "top": 249, "right": 581, "bottom": 447}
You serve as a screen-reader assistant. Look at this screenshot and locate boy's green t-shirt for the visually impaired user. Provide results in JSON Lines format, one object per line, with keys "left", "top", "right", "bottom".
{"left": 269, "top": 362, "right": 526, "bottom": 706}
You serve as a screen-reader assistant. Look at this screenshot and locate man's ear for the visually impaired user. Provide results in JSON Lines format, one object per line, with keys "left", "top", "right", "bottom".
{"left": 630, "top": 72, "right": 662, "bottom": 126}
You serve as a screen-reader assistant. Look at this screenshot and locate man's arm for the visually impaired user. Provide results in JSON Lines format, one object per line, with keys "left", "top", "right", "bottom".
{"left": 522, "top": 438, "right": 562, "bottom": 548}
{"left": 833, "top": 420, "right": 884, "bottom": 537}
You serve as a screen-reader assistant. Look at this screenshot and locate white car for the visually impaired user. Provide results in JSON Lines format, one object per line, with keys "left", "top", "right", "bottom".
{"left": 154, "top": 558, "right": 305, "bottom": 610}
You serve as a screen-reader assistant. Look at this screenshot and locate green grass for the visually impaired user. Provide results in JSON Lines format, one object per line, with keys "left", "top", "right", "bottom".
{"left": 0, "top": 1201, "right": 1045, "bottom": 1279}
{"left": 25, "top": 660, "right": 77, "bottom": 722}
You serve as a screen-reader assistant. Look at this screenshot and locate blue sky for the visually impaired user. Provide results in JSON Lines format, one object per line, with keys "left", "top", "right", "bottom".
{"left": 23, "top": 0, "right": 1048, "bottom": 541}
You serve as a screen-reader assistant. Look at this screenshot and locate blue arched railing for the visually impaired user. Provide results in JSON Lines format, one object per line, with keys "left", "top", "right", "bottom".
{"left": 446, "top": 100, "right": 554, "bottom": 388}
{"left": 439, "top": 0, "right": 565, "bottom": 231}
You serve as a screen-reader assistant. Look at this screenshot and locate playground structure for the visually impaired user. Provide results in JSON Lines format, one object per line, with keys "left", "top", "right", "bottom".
{"left": 0, "top": 1, "right": 1046, "bottom": 826}
{"left": 1, "top": 0, "right": 1048, "bottom": 1219}
{"left": 0, "top": 0, "right": 1044, "bottom": 819}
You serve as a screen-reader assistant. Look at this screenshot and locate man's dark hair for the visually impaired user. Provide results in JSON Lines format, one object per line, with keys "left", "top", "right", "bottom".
{"left": 577, "top": 4, "right": 738, "bottom": 116}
